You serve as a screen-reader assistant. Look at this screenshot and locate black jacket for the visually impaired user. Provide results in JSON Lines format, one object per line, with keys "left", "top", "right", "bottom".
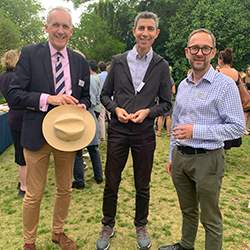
{"left": 101, "top": 51, "right": 172, "bottom": 135}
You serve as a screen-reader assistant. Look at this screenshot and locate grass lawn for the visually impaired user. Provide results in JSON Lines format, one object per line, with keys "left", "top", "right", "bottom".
{"left": 0, "top": 129, "right": 250, "bottom": 249}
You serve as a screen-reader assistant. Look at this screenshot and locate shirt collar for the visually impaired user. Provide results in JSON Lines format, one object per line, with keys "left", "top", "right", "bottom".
{"left": 186, "top": 65, "right": 215, "bottom": 84}
{"left": 48, "top": 41, "right": 67, "bottom": 58}
{"left": 131, "top": 45, "right": 153, "bottom": 61}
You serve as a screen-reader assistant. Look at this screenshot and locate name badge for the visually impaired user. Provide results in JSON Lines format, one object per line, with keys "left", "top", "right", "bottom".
{"left": 194, "top": 90, "right": 207, "bottom": 100}
{"left": 78, "top": 79, "right": 85, "bottom": 87}
{"left": 136, "top": 81, "right": 145, "bottom": 93}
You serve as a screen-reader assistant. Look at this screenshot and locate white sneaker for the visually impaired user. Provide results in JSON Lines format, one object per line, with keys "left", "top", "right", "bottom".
{"left": 83, "top": 152, "right": 90, "bottom": 158}
{"left": 83, "top": 161, "right": 88, "bottom": 170}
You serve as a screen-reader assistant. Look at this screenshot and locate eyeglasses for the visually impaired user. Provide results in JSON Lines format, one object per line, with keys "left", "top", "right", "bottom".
{"left": 188, "top": 46, "right": 213, "bottom": 55}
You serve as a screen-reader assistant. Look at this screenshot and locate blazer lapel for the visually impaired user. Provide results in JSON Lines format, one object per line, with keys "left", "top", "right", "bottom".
{"left": 42, "top": 42, "right": 55, "bottom": 94}
{"left": 68, "top": 49, "right": 77, "bottom": 96}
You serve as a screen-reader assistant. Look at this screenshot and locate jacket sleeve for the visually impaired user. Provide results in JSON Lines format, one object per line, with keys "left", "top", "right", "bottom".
{"left": 148, "top": 59, "right": 172, "bottom": 118}
{"left": 72, "top": 52, "right": 91, "bottom": 109}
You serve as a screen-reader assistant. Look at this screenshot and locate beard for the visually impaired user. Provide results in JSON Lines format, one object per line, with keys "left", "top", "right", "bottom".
{"left": 188, "top": 56, "right": 210, "bottom": 72}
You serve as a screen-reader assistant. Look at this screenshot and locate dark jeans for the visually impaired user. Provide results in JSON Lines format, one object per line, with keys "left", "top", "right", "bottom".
{"left": 73, "top": 145, "right": 103, "bottom": 184}
{"left": 87, "top": 145, "right": 103, "bottom": 180}
{"left": 73, "top": 150, "right": 85, "bottom": 185}
{"left": 101, "top": 127, "right": 156, "bottom": 228}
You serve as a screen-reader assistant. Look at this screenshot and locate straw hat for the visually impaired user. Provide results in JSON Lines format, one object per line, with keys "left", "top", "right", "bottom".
{"left": 42, "top": 105, "right": 96, "bottom": 152}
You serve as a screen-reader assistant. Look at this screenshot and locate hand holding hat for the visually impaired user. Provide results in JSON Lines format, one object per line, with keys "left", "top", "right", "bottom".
{"left": 42, "top": 105, "right": 96, "bottom": 152}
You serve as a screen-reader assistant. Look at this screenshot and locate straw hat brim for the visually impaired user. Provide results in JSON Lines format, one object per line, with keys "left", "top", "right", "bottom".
{"left": 42, "top": 105, "right": 96, "bottom": 152}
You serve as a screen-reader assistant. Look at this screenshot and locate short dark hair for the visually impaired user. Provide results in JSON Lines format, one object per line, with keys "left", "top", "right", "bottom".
{"left": 219, "top": 47, "right": 233, "bottom": 65}
{"left": 98, "top": 61, "right": 106, "bottom": 72}
{"left": 134, "top": 11, "right": 159, "bottom": 30}
{"left": 89, "top": 60, "right": 98, "bottom": 72}
{"left": 188, "top": 28, "right": 216, "bottom": 48}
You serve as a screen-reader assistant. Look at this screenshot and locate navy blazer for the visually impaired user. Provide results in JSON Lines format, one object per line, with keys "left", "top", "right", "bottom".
{"left": 7, "top": 42, "right": 91, "bottom": 151}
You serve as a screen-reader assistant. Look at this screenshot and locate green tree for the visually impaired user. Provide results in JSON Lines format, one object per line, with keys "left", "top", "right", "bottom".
{"left": 0, "top": 0, "right": 45, "bottom": 45}
{"left": 93, "top": 0, "right": 121, "bottom": 40}
{"left": 0, "top": 14, "right": 20, "bottom": 55}
{"left": 165, "top": 0, "right": 250, "bottom": 84}
{"left": 0, "top": 12, "right": 21, "bottom": 78}
{"left": 69, "top": 0, "right": 250, "bottom": 83}
{"left": 68, "top": 12, "right": 126, "bottom": 62}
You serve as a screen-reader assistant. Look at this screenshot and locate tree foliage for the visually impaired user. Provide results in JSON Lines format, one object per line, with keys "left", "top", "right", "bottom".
{"left": 1, "top": 0, "right": 244, "bottom": 84}
{"left": 68, "top": 12, "right": 126, "bottom": 62}
{"left": 0, "top": 0, "right": 45, "bottom": 45}
{"left": 0, "top": 14, "right": 20, "bottom": 54}
{"left": 92, "top": 0, "right": 121, "bottom": 40}
{"left": 69, "top": 0, "right": 250, "bottom": 84}
{"left": 165, "top": 0, "right": 250, "bottom": 84}
{"left": 0, "top": 12, "right": 21, "bottom": 76}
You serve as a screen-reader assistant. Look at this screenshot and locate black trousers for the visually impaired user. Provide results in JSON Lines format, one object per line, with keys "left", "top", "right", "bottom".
{"left": 102, "top": 127, "right": 156, "bottom": 227}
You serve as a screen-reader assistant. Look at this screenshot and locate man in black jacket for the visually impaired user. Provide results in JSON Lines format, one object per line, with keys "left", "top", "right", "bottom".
{"left": 96, "top": 11, "right": 172, "bottom": 250}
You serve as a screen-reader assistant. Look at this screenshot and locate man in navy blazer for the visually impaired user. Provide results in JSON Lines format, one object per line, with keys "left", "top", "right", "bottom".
{"left": 7, "top": 6, "right": 90, "bottom": 250}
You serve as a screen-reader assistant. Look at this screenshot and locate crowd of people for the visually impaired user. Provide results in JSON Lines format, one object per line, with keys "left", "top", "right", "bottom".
{"left": 0, "top": 6, "right": 248, "bottom": 250}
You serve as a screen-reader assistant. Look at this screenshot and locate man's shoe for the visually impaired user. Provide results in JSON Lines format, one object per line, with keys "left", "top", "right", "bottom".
{"left": 23, "top": 245, "right": 36, "bottom": 250}
{"left": 96, "top": 225, "right": 114, "bottom": 250}
{"left": 52, "top": 232, "right": 77, "bottom": 250}
{"left": 72, "top": 182, "right": 85, "bottom": 190}
{"left": 136, "top": 226, "right": 151, "bottom": 249}
{"left": 158, "top": 243, "right": 194, "bottom": 250}
{"left": 94, "top": 177, "right": 103, "bottom": 184}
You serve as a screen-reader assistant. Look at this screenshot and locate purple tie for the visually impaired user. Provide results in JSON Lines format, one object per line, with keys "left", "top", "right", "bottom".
{"left": 55, "top": 52, "right": 66, "bottom": 95}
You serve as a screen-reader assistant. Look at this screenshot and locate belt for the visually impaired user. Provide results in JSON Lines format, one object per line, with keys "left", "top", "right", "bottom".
{"left": 177, "top": 146, "right": 207, "bottom": 155}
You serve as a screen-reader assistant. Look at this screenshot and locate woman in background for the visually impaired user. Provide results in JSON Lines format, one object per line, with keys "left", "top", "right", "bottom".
{"left": 217, "top": 47, "right": 243, "bottom": 153}
{"left": 0, "top": 50, "right": 26, "bottom": 197}
{"left": 242, "top": 65, "right": 250, "bottom": 135}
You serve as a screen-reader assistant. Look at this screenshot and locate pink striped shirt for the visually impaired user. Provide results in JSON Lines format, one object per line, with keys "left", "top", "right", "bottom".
{"left": 39, "top": 42, "right": 72, "bottom": 111}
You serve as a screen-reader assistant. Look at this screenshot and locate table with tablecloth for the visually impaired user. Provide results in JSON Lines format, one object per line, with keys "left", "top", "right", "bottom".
{"left": 0, "top": 105, "right": 13, "bottom": 154}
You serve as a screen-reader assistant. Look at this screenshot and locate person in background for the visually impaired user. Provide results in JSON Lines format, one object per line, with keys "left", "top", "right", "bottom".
{"left": 156, "top": 66, "right": 176, "bottom": 137}
{"left": 240, "top": 71, "right": 246, "bottom": 78}
{"left": 217, "top": 47, "right": 243, "bottom": 152}
{"left": 242, "top": 65, "right": 250, "bottom": 134}
{"left": 98, "top": 61, "right": 109, "bottom": 141}
{"left": 159, "top": 29, "right": 245, "bottom": 250}
{"left": 89, "top": 60, "right": 101, "bottom": 119}
{"left": 96, "top": 11, "right": 172, "bottom": 250}
{"left": 106, "top": 61, "right": 111, "bottom": 72}
{"left": 0, "top": 49, "right": 27, "bottom": 197}
{"left": 72, "top": 58, "right": 103, "bottom": 189}
{"left": 215, "top": 65, "right": 220, "bottom": 72}
{"left": 7, "top": 6, "right": 91, "bottom": 250}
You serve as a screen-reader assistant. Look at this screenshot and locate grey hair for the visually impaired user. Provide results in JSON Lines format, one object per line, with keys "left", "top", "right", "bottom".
{"left": 47, "top": 6, "right": 72, "bottom": 28}
{"left": 134, "top": 11, "right": 159, "bottom": 30}
{"left": 187, "top": 28, "right": 216, "bottom": 48}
